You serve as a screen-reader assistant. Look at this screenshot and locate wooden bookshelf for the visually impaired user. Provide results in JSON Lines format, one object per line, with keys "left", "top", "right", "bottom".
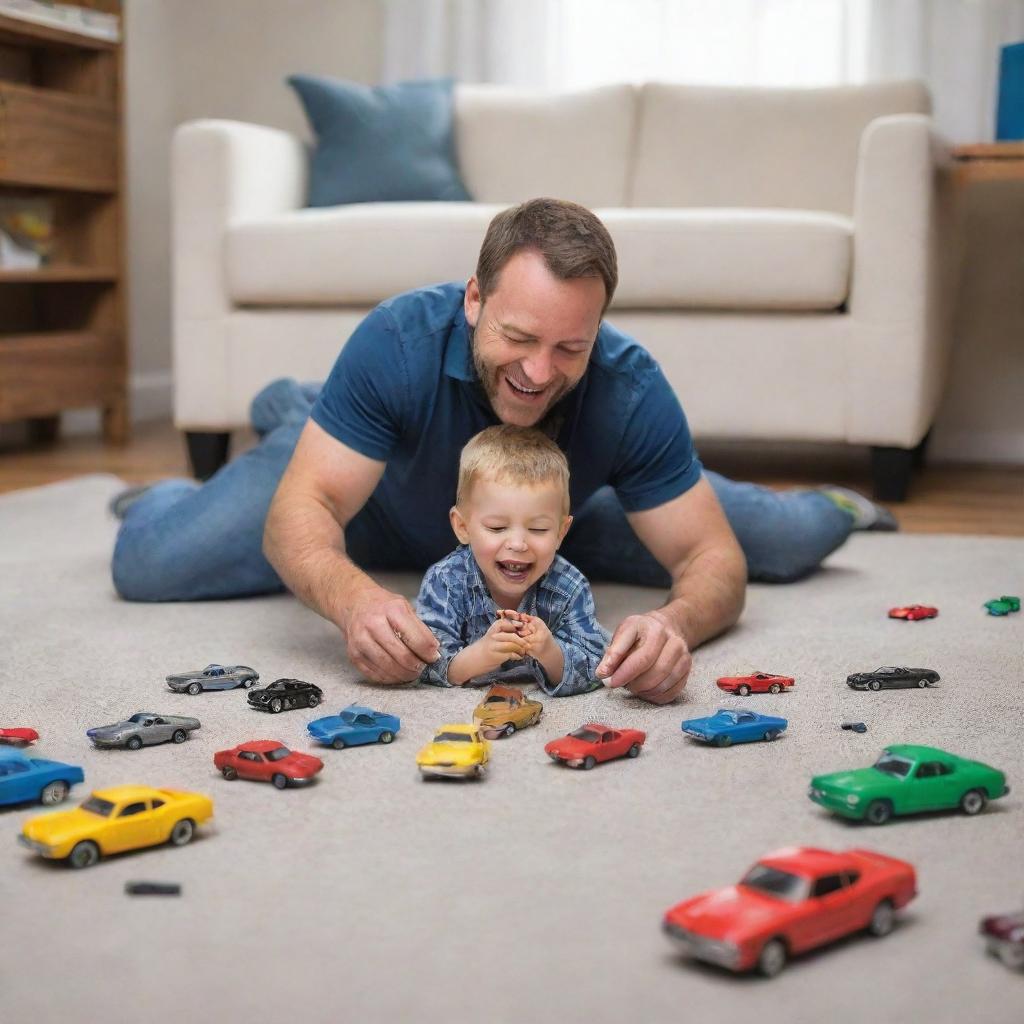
{"left": 0, "top": 0, "right": 126, "bottom": 444}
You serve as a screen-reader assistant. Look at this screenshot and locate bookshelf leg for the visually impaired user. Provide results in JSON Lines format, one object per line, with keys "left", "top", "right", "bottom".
{"left": 27, "top": 416, "right": 60, "bottom": 444}
{"left": 102, "top": 397, "right": 130, "bottom": 445}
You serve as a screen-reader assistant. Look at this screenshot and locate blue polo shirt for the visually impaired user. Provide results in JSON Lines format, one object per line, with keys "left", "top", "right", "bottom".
{"left": 311, "top": 282, "right": 702, "bottom": 567}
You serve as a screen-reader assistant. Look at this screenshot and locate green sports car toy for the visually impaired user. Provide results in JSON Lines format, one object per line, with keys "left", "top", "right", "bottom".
{"left": 809, "top": 745, "right": 1009, "bottom": 825}
{"left": 984, "top": 595, "right": 1020, "bottom": 616}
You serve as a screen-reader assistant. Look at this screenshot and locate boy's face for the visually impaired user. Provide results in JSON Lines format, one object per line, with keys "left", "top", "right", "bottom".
{"left": 450, "top": 475, "right": 572, "bottom": 605}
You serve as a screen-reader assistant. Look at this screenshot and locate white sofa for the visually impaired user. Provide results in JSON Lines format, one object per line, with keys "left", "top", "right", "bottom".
{"left": 173, "top": 80, "right": 952, "bottom": 497}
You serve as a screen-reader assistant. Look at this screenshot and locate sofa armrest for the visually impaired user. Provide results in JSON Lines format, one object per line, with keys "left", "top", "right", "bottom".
{"left": 847, "top": 114, "right": 956, "bottom": 446}
{"left": 173, "top": 119, "right": 307, "bottom": 320}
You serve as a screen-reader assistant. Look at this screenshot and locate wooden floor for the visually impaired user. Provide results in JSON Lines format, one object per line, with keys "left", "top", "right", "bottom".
{"left": 0, "top": 420, "right": 1022, "bottom": 536}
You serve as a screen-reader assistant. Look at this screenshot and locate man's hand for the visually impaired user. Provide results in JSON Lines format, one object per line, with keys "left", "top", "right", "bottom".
{"left": 341, "top": 585, "right": 440, "bottom": 684}
{"left": 595, "top": 610, "right": 692, "bottom": 704}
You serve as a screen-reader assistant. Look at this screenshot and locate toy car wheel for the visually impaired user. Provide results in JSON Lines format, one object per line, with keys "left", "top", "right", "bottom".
{"left": 627, "top": 743, "right": 641, "bottom": 757}
{"left": 996, "top": 941, "right": 1024, "bottom": 969}
{"left": 378, "top": 731, "right": 394, "bottom": 744}
{"left": 272, "top": 773, "right": 288, "bottom": 789}
{"left": 769, "top": 683, "right": 782, "bottom": 694}
{"left": 960, "top": 789, "right": 987, "bottom": 815}
{"left": 220, "top": 765, "right": 238, "bottom": 780}
{"left": 172, "top": 729, "right": 187, "bottom": 743}
{"left": 865, "top": 799, "right": 893, "bottom": 825}
{"left": 40, "top": 780, "right": 69, "bottom": 805}
{"left": 127, "top": 736, "right": 143, "bottom": 750}
{"left": 331, "top": 737, "right": 346, "bottom": 750}
{"left": 763, "top": 730, "right": 779, "bottom": 742}
{"left": 756, "top": 939, "right": 787, "bottom": 978}
{"left": 714, "top": 735, "right": 732, "bottom": 748}
{"left": 307, "top": 694, "right": 320, "bottom": 708}
{"left": 582, "top": 755, "right": 597, "bottom": 770}
{"left": 169, "top": 819, "right": 194, "bottom": 846}
{"left": 270, "top": 698, "right": 283, "bottom": 714}
{"left": 68, "top": 840, "right": 100, "bottom": 869}
{"left": 737, "top": 684, "right": 751, "bottom": 696}
{"left": 916, "top": 677, "right": 928, "bottom": 688}
{"left": 187, "top": 682, "right": 202, "bottom": 695}
{"left": 242, "top": 677, "right": 255, "bottom": 688}
{"left": 868, "top": 680, "right": 882, "bottom": 691}
{"left": 502, "top": 723, "right": 516, "bottom": 738}
{"left": 867, "top": 899, "right": 895, "bottom": 937}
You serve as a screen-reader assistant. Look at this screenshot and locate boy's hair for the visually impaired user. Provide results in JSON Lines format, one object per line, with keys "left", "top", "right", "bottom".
{"left": 456, "top": 426, "right": 570, "bottom": 515}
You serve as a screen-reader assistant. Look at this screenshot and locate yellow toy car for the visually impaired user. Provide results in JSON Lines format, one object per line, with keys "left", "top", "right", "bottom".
{"left": 19, "top": 785, "right": 213, "bottom": 869}
{"left": 472, "top": 684, "right": 543, "bottom": 739}
{"left": 416, "top": 723, "right": 490, "bottom": 779}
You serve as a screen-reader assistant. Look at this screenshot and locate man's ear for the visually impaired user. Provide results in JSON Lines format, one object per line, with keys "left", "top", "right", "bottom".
{"left": 450, "top": 505, "right": 471, "bottom": 545}
{"left": 464, "top": 275, "right": 481, "bottom": 328}
{"left": 556, "top": 514, "right": 573, "bottom": 546}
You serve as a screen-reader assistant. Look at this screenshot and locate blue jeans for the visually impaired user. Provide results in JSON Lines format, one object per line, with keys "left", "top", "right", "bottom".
{"left": 111, "top": 380, "right": 853, "bottom": 601}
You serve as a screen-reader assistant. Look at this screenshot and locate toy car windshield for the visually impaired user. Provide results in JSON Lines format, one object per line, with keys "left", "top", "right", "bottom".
{"left": 739, "top": 865, "right": 808, "bottom": 903}
{"left": 81, "top": 796, "right": 115, "bottom": 817}
{"left": 265, "top": 747, "right": 292, "bottom": 761}
{"left": 715, "top": 711, "right": 740, "bottom": 723}
{"left": 569, "top": 728, "right": 600, "bottom": 741}
{"left": 433, "top": 731, "right": 471, "bottom": 743}
{"left": 204, "top": 665, "right": 225, "bottom": 674}
{"left": 483, "top": 696, "right": 508, "bottom": 704}
{"left": 874, "top": 753, "right": 913, "bottom": 776}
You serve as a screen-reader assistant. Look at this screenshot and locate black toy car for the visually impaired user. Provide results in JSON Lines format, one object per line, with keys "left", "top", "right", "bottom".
{"left": 247, "top": 678, "right": 324, "bottom": 713}
{"left": 846, "top": 666, "right": 940, "bottom": 691}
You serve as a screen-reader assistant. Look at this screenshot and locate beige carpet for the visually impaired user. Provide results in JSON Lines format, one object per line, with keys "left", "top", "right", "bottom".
{"left": 2, "top": 474, "right": 1023, "bottom": 1023}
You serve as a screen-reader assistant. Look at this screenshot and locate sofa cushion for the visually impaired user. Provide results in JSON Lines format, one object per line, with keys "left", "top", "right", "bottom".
{"left": 287, "top": 75, "right": 470, "bottom": 207}
{"left": 453, "top": 84, "right": 636, "bottom": 208}
{"left": 226, "top": 204, "right": 851, "bottom": 311}
{"left": 631, "top": 81, "right": 930, "bottom": 215}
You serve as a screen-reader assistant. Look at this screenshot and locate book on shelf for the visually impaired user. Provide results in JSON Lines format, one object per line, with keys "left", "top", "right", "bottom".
{"left": 0, "top": 0, "right": 120, "bottom": 42}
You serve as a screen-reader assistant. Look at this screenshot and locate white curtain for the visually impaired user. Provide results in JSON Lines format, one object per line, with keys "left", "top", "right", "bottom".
{"left": 383, "top": 0, "right": 1024, "bottom": 141}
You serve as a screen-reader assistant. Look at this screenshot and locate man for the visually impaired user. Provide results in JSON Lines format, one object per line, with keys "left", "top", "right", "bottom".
{"left": 113, "top": 198, "right": 890, "bottom": 704}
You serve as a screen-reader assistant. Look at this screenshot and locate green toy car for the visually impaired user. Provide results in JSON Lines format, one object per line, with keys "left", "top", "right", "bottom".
{"left": 809, "top": 745, "right": 1009, "bottom": 825}
{"left": 984, "top": 595, "right": 1020, "bottom": 616}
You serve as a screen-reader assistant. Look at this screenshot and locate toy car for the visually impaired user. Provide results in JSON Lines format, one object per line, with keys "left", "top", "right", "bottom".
{"left": 19, "top": 785, "right": 213, "bottom": 869}
{"left": 680, "top": 709, "right": 787, "bottom": 747}
{"left": 307, "top": 704, "right": 400, "bottom": 749}
{"left": 472, "top": 684, "right": 543, "bottom": 739}
{"left": 247, "top": 678, "right": 323, "bottom": 713}
{"left": 87, "top": 713, "right": 201, "bottom": 750}
{"left": 984, "top": 595, "right": 1020, "bottom": 616}
{"left": 888, "top": 605, "right": 938, "bottom": 621}
{"left": 663, "top": 846, "right": 916, "bottom": 977}
{"left": 716, "top": 672, "right": 794, "bottom": 696}
{"left": 166, "top": 663, "right": 258, "bottom": 694}
{"left": 980, "top": 910, "right": 1024, "bottom": 970}
{"left": 544, "top": 723, "right": 646, "bottom": 769}
{"left": 809, "top": 744, "right": 1008, "bottom": 825}
{"left": 0, "top": 750, "right": 84, "bottom": 807}
{"left": 846, "top": 666, "right": 939, "bottom": 691}
{"left": 416, "top": 724, "right": 490, "bottom": 778}
{"left": 214, "top": 740, "right": 323, "bottom": 788}
{"left": 0, "top": 727, "right": 38, "bottom": 746}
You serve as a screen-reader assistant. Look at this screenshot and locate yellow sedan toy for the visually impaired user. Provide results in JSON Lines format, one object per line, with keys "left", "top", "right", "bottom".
{"left": 472, "top": 684, "right": 543, "bottom": 739}
{"left": 416, "top": 723, "right": 490, "bottom": 779}
{"left": 19, "top": 785, "right": 213, "bottom": 869}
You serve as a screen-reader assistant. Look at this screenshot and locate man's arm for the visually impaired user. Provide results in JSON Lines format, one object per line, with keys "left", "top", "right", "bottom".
{"left": 263, "top": 418, "right": 439, "bottom": 683}
{"left": 596, "top": 475, "right": 746, "bottom": 703}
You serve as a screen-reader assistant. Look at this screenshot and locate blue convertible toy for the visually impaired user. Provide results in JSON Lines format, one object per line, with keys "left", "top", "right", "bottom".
{"left": 0, "top": 750, "right": 84, "bottom": 806}
{"left": 307, "top": 704, "right": 401, "bottom": 750}
{"left": 680, "top": 708, "right": 788, "bottom": 747}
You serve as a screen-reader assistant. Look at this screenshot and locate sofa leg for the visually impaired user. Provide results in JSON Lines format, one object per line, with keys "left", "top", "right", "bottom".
{"left": 870, "top": 445, "right": 915, "bottom": 503}
{"left": 185, "top": 431, "right": 231, "bottom": 481}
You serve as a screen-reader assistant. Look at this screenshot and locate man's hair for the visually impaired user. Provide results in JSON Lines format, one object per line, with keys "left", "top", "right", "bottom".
{"left": 456, "top": 425, "right": 570, "bottom": 515}
{"left": 475, "top": 198, "right": 618, "bottom": 312}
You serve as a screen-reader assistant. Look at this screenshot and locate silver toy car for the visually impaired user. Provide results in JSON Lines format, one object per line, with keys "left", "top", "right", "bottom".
{"left": 86, "top": 713, "right": 201, "bottom": 750}
{"left": 166, "top": 664, "right": 258, "bottom": 695}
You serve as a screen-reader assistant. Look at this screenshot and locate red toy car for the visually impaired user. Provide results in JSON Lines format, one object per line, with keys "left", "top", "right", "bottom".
{"left": 0, "top": 728, "right": 39, "bottom": 746}
{"left": 544, "top": 723, "right": 645, "bottom": 769}
{"left": 663, "top": 846, "right": 917, "bottom": 977}
{"left": 716, "top": 673, "right": 794, "bottom": 696}
{"left": 888, "top": 605, "right": 938, "bottom": 621}
{"left": 213, "top": 740, "right": 323, "bottom": 789}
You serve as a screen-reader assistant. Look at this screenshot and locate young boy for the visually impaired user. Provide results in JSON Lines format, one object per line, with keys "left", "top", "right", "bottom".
{"left": 416, "top": 425, "right": 610, "bottom": 697}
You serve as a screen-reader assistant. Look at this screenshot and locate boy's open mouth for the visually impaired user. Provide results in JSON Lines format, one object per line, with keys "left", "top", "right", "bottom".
{"left": 496, "top": 559, "right": 531, "bottom": 583}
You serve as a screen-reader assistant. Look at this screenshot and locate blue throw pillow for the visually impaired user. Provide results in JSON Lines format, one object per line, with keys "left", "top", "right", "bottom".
{"left": 287, "top": 74, "right": 471, "bottom": 207}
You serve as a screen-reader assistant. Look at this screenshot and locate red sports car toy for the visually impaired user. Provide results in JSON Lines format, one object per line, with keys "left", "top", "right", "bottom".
{"left": 213, "top": 740, "right": 323, "bottom": 789}
{"left": 0, "top": 728, "right": 39, "bottom": 747}
{"left": 888, "top": 605, "right": 938, "bottom": 621}
{"left": 663, "top": 846, "right": 917, "bottom": 977}
{"left": 716, "top": 673, "right": 794, "bottom": 696}
{"left": 544, "top": 723, "right": 645, "bottom": 770}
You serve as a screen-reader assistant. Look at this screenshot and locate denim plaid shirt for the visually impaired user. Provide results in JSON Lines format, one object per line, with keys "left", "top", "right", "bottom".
{"left": 415, "top": 545, "right": 610, "bottom": 697}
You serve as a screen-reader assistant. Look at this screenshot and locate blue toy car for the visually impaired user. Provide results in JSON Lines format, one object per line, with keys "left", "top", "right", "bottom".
{"left": 307, "top": 704, "right": 401, "bottom": 750}
{"left": 680, "top": 708, "right": 788, "bottom": 747}
{"left": 0, "top": 750, "right": 84, "bottom": 806}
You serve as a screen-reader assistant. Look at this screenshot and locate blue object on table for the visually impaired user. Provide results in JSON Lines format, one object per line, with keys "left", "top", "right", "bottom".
{"left": 307, "top": 704, "right": 401, "bottom": 748}
{"left": 0, "top": 751, "right": 84, "bottom": 806}
{"left": 287, "top": 74, "right": 471, "bottom": 207}
{"left": 997, "top": 42, "right": 1024, "bottom": 140}
{"left": 680, "top": 708, "right": 788, "bottom": 746}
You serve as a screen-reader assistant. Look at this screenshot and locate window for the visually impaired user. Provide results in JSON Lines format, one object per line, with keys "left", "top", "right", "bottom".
{"left": 812, "top": 874, "right": 846, "bottom": 898}
{"left": 151, "top": 799, "right": 165, "bottom": 810}
{"left": 119, "top": 802, "right": 147, "bottom": 817}
{"left": 842, "top": 871, "right": 860, "bottom": 887}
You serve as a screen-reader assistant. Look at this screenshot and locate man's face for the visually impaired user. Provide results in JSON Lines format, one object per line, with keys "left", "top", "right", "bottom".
{"left": 465, "top": 250, "right": 605, "bottom": 427}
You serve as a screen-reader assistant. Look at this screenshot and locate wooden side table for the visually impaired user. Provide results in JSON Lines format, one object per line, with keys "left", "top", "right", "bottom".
{"left": 952, "top": 142, "right": 1024, "bottom": 185}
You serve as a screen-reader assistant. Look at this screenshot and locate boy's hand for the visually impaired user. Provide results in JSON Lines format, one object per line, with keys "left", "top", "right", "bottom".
{"left": 482, "top": 616, "right": 531, "bottom": 663}
{"left": 506, "top": 611, "right": 555, "bottom": 659}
